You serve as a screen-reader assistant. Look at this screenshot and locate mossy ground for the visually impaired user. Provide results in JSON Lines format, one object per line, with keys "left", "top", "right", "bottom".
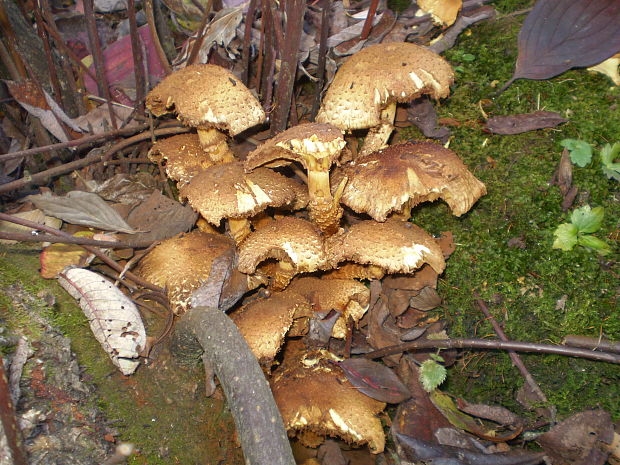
{"left": 0, "top": 246, "right": 242, "bottom": 464}
{"left": 399, "top": 4, "right": 619, "bottom": 418}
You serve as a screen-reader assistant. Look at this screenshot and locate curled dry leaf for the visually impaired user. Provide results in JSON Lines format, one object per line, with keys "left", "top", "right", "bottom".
{"left": 27, "top": 191, "right": 137, "bottom": 233}
{"left": 484, "top": 111, "right": 567, "bottom": 135}
{"left": 58, "top": 268, "right": 146, "bottom": 375}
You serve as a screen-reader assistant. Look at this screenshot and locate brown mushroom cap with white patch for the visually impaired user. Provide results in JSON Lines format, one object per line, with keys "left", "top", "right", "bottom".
{"left": 316, "top": 43, "right": 454, "bottom": 131}
{"left": 146, "top": 64, "right": 265, "bottom": 136}
{"left": 135, "top": 230, "right": 234, "bottom": 314}
{"left": 325, "top": 220, "right": 446, "bottom": 275}
{"left": 148, "top": 133, "right": 214, "bottom": 186}
{"left": 332, "top": 141, "right": 486, "bottom": 221}
{"left": 237, "top": 217, "right": 329, "bottom": 290}
{"left": 180, "top": 161, "right": 308, "bottom": 225}
{"left": 271, "top": 347, "right": 385, "bottom": 453}
{"left": 230, "top": 291, "right": 312, "bottom": 366}
{"left": 286, "top": 277, "right": 370, "bottom": 339}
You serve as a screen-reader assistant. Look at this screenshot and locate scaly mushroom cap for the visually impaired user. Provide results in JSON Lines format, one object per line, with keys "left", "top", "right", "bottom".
{"left": 271, "top": 348, "right": 386, "bottom": 453}
{"left": 237, "top": 217, "right": 329, "bottom": 275}
{"left": 179, "top": 161, "right": 308, "bottom": 225}
{"left": 146, "top": 64, "right": 265, "bottom": 135}
{"left": 417, "top": 0, "right": 462, "bottom": 26}
{"left": 244, "top": 123, "right": 346, "bottom": 172}
{"left": 287, "top": 277, "right": 370, "bottom": 339}
{"left": 148, "top": 133, "right": 214, "bottom": 185}
{"left": 316, "top": 43, "right": 454, "bottom": 130}
{"left": 231, "top": 291, "right": 311, "bottom": 365}
{"left": 325, "top": 220, "right": 446, "bottom": 274}
{"left": 135, "top": 230, "right": 233, "bottom": 314}
{"left": 332, "top": 141, "right": 486, "bottom": 221}
{"left": 323, "top": 263, "right": 385, "bottom": 281}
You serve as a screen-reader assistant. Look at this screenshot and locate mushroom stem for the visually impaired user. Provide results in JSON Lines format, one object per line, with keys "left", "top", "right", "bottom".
{"left": 306, "top": 169, "right": 332, "bottom": 199}
{"left": 197, "top": 128, "right": 235, "bottom": 163}
{"left": 306, "top": 171, "right": 345, "bottom": 235}
{"left": 228, "top": 218, "right": 252, "bottom": 244}
{"left": 271, "top": 261, "right": 296, "bottom": 291}
{"left": 359, "top": 102, "right": 397, "bottom": 156}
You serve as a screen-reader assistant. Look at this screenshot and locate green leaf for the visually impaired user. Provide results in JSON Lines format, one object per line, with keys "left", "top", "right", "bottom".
{"left": 419, "top": 359, "right": 447, "bottom": 393}
{"left": 600, "top": 143, "right": 620, "bottom": 181}
{"left": 577, "top": 235, "right": 611, "bottom": 255}
{"left": 553, "top": 223, "right": 578, "bottom": 251}
{"left": 570, "top": 205, "right": 604, "bottom": 233}
{"left": 561, "top": 139, "right": 592, "bottom": 167}
{"left": 461, "top": 53, "right": 476, "bottom": 62}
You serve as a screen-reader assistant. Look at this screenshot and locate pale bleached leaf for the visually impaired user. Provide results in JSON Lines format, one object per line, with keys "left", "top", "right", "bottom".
{"left": 58, "top": 268, "right": 146, "bottom": 375}
{"left": 27, "top": 191, "right": 137, "bottom": 233}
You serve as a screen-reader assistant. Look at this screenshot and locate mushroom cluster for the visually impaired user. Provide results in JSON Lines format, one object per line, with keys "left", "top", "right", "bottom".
{"left": 139, "top": 43, "right": 486, "bottom": 455}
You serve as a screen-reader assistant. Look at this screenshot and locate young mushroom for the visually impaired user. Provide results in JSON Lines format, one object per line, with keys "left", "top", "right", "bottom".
{"left": 316, "top": 43, "right": 454, "bottom": 156}
{"left": 244, "top": 123, "right": 346, "bottom": 235}
{"left": 237, "top": 217, "right": 329, "bottom": 291}
{"left": 180, "top": 161, "right": 308, "bottom": 243}
{"left": 146, "top": 64, "right": 265, "bottom": 163}
{"left": 332, "top": 141, "right": 486, "bottom": 221}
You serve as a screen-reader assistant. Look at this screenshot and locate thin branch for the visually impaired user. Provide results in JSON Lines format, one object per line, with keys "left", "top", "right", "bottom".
{"left": 0, "top": 231, "right": 154, "bottom": 249}
{"left": 360, "top": 0, "right": 380, "bottom": 40}
{"left": 0, "top": 126, "right": 189, "bottom": 193}
{"left": 362, "top": 338, "right": 620, "bottom": 364}
{"left": 187, "top": 0, "right": 213, "bottom": 65}
{"left": 33, "top": 1, "right": 63, "bottom": 106}
{"left": 0, "top": 212, "right": 162, "bottom": 292}
{"left": 310, "top": 4, "right": 329, "bottom": 120}
{"left": 144, "top": 0, "right": 172, "bottom": 75}
{"left": 240, "top": 0, "right": 257, "bottom": 86}
{"left": 127, "top": 0, "right": 146, "bottom": 116}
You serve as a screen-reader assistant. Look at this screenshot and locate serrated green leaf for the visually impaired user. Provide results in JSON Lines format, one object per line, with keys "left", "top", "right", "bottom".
{"left": 571, "top": 205, "right": 604, "bottom": 233}
{"left": 419, "top": 359, "right": 447, "bottom": 393}
{"left": 553, "top": 223, "right": 578, "bottom": 251}
{"left": 561, "top": 139, "right": 592, "bottom": 167}
{"left": 601, "top": 143, "right": 620, "bottom": 181}
{"left": 430, "top": 353, "right": 445, "bottom": 363}
{"left": 602, "top": 163, "right": 620, "bottom": 181}
{"left": 577, "top": 235, "right": 612, "bottom": 255}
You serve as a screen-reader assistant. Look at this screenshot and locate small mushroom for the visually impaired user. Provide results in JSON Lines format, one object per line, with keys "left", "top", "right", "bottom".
{"left": 271, "top": 346, "right": 386, "bottom": 453}
{"left": 316, "top": 43, "right": 454, "bottom": 155}
{"left": 231, "top": 291, "right": 312, "bottom": 366}
{"left": 325, "top": 220, "right": 446, "bottom": 276}
{"left": 237, "top": 217, "right": 329, "bottom": 290}
{"left": 286, "top": 277, "right": 370, "bottom": 339}
{"left": 148, "top": 133, "right": 214, "bottom": 186}
{"left": 245, "top": 123, "right": 346, "bottom": 235}
{"left": 146, "top": 64, "right": 265, "bottom": 163}
{"left": 332, "top": 141, "right": 486, "bottom": 221}
{"left": 417, "top": 0, "right": 462, "bottom": 26}
{"left": 180, "top": 161, "right": 308, "bottom": 243}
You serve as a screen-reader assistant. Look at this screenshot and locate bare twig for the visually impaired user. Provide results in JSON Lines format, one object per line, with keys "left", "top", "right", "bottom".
{"left": 128, "top": 0, "right": 146, "bottom": 116}
{"left": 83, "top": 0, "right": 118, "bottom": 129}
{"left": 0, "top": 126, "right": 188, "bottom": 193}
{"left": 0, "top": 230, "right": 154, "bottom": 249}
{"left": 0, "top": 354, "right": 28, "bottom": 465}
{"left": 0, "top": 212, "right": 162, "bottom": 292}
{"left": 310, "top": 4, "right": 329, "bottom": 120}
{"left": 144, "top": 0, "right": 172, "bottom": 75}
{"left": 33, "top": 1, "right": 63, "bottom": 106}
{"left": 240, "top": 0, "right": 257, "bottom": 86}
{"left": 360, "top": 0, "right": 380, "bottom": 40}
{"left": 362, "top": 338, "right": 620, "bottom": 364}
{"left": 187, "top": 0, "right": 213, "bottom": 65}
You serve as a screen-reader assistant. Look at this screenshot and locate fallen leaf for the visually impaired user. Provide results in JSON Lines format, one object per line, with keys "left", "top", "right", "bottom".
{"left": 89, "top": 172, "right": 160, "bottom": 205}
{"left": 27, "top": 191, "right": 137, "bottom": 233}
{"left": 0, "top": 210, "right": 62, "bottom": 244}
{"left": 40, "top": 231, "right": 94, "bottom": 278}
{"left": 538, "top": 410, "right": 614, "bottom": 465}
{"left": 409, "top": 286, "right": 443, "bottom": 311}
{"left": 485, "top": 111, "right": 567, "bottom": 135}
{"left": 456, "top": 399, "right": 523, "bottom": 428}
{"left": 405, "top": 98, "right": 451, "bottom": 143}
{"left": 58, "top": 268, "right": 146, "bottom": 375}
{"left": 504, "top": 0, "right": 620, "bottom": 89}
{"left": 337, "top": 358, "right": 411, "bottom": 404}
{"left": 417, "top": 0, "right": 462, "bottom": 27}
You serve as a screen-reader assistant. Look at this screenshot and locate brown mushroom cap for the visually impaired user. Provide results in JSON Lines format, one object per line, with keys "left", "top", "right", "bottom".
{"left": 231, "top": 291, "right": 312, "bottom": 365}
{"left": 135, "top": 230, "right": 234, "bottom": 314}
{"left": 287, "top": 277, "right": 370, "bottom": 338}
{"left": 244, "top": 123, "right": 346, "bottom": 172}
{"left": 179, "top": 161, "right": 308, "bottom": 225}
{"left": 271, "top": 348, "right": 385, "bottom": 453}
{"left": 316, "top": 43, "right": 454, "bottom": 131}
{"left": 325, "top": 220, "right": 446, "bottom": 274}
{"left": 146, "top": 64, "right": 265, "bottom": 135}
{"left": 237, "top": 217, "right": 329, "bottom": 275}
{"left": 148, "top": 133, "right": 214, "bottom": 185}
{"left": 332, "top": 141, "right": 486, "bottom": 221}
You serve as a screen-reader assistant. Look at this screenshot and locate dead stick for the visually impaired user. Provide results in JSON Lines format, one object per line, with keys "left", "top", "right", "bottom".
{"left": 0, "top": 212, "right": 162, "bottom": 292}
{"left": 33, "top": 1, "right": 63, "bottom": 106}
{"left": 360, "top": 0, "right": 379, "bottom": 40}
{"left": 0, "top": 354, "right": 28, "bottom": 465}
{"left": 362, "top": 338, "right": 620, "bottom": 364}
{"left": 0, "top": 230, "right": 155, "bottom": 249}
{"left": 83, "top": 0, "right": 118, "bottom": 129}
{"left": 475, "top": 297, "right": 550, "bottom": 407}
{"left": 144, "top": 0, "right": 172, "bottom": 75}
{"left": 0, "top": 126, "right": 188, "bottom": 193}
{"left": 128, "top": 0, "right": 146, "bottom": 116}
{"left": 310, "top": 4, "right": 329, "bottom": 120}
{"left": 0, "top": 124, "right": 154, "bottom": 162}
{"left": 187, "top": 0, "right": 213, "bottom": 65}
{"left": 240, "top": 0, "right": 257, "bottom": 86}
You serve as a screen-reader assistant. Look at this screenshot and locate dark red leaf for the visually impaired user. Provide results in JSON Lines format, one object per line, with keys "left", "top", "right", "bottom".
{"left": 337, "top": 358, "right": 411, "bottom": 404}
{"left": 506, "top": 0, "right": 620, "bottom": 88}
{"left": 485, "top": 111, "right": 567, "bottom": 135}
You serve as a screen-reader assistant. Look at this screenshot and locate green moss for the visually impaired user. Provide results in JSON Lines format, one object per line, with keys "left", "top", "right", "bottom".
{"left": 404, "top": 12, "right": 620, "bottom": 419}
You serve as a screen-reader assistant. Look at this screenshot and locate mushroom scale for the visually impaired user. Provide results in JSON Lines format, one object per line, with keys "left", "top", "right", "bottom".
{"left": 325, "top": 220, "right": 446, "bottom": 275}
{"left": 148, "top": 133, "right": 214, "bottom": 186}
{"left": 332, "top": 141, "right": 486, "bottom": 221}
